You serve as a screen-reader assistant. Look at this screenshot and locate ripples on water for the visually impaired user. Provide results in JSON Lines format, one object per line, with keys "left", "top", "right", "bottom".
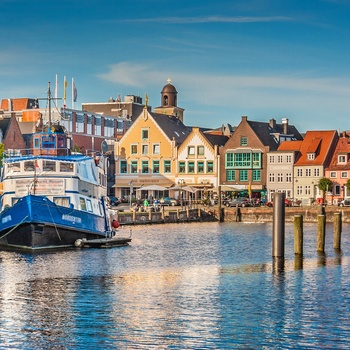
{"left": 0, "top": 222, "right": 350, "bottom": 349}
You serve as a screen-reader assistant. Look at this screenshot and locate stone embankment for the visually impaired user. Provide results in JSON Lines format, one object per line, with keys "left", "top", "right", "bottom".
{"left": 223, "top": 205, "right": 350, "bottom": 223}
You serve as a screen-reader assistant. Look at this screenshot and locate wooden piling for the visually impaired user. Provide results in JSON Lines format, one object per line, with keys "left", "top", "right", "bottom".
{"left": 294, "top": 214, "right": 303, "bottom": 256}
{"left": 272, "top": 192, "right": 285, "bottom": 258}
{"left": 317, "top": 214, "right": 326, "bottom": 252}
{"left": 334, "top": 212, "right": 342, "bottom": 250}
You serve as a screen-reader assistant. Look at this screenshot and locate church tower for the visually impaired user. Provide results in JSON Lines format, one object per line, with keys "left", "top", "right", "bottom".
{"left": 154, "top": 79, "right": 185, "bottom": 123}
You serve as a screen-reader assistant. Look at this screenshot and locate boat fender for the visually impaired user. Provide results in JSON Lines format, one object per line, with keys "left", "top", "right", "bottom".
{"left": 112, "top": 219, "right": 120, "bottom": 229}
{"left": 74, "top": 239, "right": 83, "bottom": 247}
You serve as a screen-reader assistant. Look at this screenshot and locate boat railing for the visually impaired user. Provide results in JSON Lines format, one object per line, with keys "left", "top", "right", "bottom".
{"left": 4, "top": 147, "right": 71, "bottom": 158}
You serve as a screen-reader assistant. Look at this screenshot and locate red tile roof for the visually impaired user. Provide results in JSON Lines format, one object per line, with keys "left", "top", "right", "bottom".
{"left": 326, "top": 137, "right": 350, "bottom": 171}
{"left": 278, "top": 140, "right": 303, "bottom": 151}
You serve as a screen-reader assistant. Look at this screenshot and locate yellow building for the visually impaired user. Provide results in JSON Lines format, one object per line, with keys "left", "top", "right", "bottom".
{"left": 114, "top": 107, "right": 190, "bottom": 201}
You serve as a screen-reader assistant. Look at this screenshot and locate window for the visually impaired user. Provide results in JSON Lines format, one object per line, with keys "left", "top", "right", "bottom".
{"left": 142, "top": 161, "right": 149, "bottom": 173}
{"left": 60, "top": 162, "right": 73, "bottom": 172}
{"left": 197, "top": 146, "right": 205, "bottom": 156}
{"left": 86, "top": 199, "right": 93, "bottom": 212}
{"left": 286, "top": 173, "right": 292, "bottom": 182}
{"left": 120, "top": 160, "right": 127, "bottom": 173}
{"left": 188, "top": 146, "right": 195, "bottom": 156}
{"left": 188, "top": 161, "right": 195, "bottom": 173}
{"left": 277, "top": 155, "right": 283, "bottom": 163}
{"left": 277, "top": 173, "right": 283, "bottom": 182}
{"left": 234, "top": 153, "right": 251, "bottom": 167}
{"left": 335, "top": 185, "right": 341, "bottom": 195}
{"left": 80, "top": 198, "right": 87, "bottom": 211}
{"left": 197, "top": 161, "right": 204, "bottom": 173}
{"left": 53, "top": 197, "right": 70, "bottom": 207}
{"left": 153, "top": 160, "right": 160, "bottom": 173}
{"left": 226, "top": 169, "right": 235, "bottom": 181}
{"left": 142, "top": 144, "right": 148, "bottom": 155}
{"left": 341, "top": 171, "right": 348, "bottom": 178}
{"left": 330, "top": 171, "right": 337, "bottom": 178}
{"left": 43, "top": 160, "right": 56, "bottom": 171}
{"left": 226, "top": 153, "right": 234, "bottom": 167}
{"left": 252, "top": 170, "right": 261, "bottom": 182}
{"left": 286, "top": 155, "right": 292, "bottom": 163}
{"left": 269, "top": 155, "right": 275, "bottom": 163}
{"left": 252, "top": 153, "right": 261, "bottom": 167}
{"left": 297, "top": 169, "right": 302, "bottom": 177}
{"left": 338, "top": 155, "right": 346, "bottom": 163}
{"left": 7, "top": 162, "right": 20, "bottom": 173}
{"left": 207, "top": 161, "right": 214, "bottom": 173}
{"left": 314, "top": 168, "right": 320, "bottom": 177}
{"left": 305, "top": 185, "right": 311, "bottom": 195}
{"left": 240, "top": 136, "right": 248, "bottom": 146}
{"left": 297, "top": 186, "right": 302, "bottom": 195}
{"left": 153, "top": 144, "right": 160, "bottom": 154}
{"left": 306, "top": 169, "right": 311, "bottom": 177}
{"left": 164, "top": 160, "right": 171, "bottom": 173}
{"left": 239, "top": 170, "right": 248, "bottom": 181}
{"left": 131, "top": 144, "right": 138, "bottom": 155}
{"left": 179, "top": 161, "right": 186, "bottom": 173}
{"left": 269, "top": 173, "right": 275, "bottom": 182}
{"left": 24, "top": 161, "right": 35, "bottom": 171}
{"left": 141, "top": 129, "right": 149, "bottom": 140}
{"left": 130, "top": 161, "right": 138, "bottom": 174}
{"left": 307, "top": 153, "right": 315, "bottom": 160}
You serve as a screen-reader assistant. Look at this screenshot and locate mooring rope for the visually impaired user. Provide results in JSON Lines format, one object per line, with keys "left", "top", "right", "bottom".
{"left": 0, "top": 215, "right": 29, "bottom": 240}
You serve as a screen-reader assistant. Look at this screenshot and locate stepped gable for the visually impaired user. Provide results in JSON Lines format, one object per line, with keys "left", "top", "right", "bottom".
{"left": 150, "top": 111, "right": 190, "bottom": 145}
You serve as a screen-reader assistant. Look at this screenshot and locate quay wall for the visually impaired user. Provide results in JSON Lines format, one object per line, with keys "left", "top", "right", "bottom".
{"left": 224, "top": 205, "right": 350, "bottom": 223}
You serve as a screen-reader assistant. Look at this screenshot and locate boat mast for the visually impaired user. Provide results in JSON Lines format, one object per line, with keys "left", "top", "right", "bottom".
{"left": 48, "top": 82, "right": 52, "bottom": 129}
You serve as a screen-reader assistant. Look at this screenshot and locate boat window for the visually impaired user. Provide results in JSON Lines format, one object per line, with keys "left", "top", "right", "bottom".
{"left": 80, "top": 197, "right": 87, "bottom": 211}
{"left": 7, "top": 162, "right": 20, "bottom": 173}
{"left": 60, "top": 162, "right": 74, "bottom": 172}
{"left": 43, "top": 160, "right": 56, "bottom": 172}
{"left": 86, "top": 199, "right": 93, "bottom": 212}
{"left": 42, "top": 135, "right": 55, "bottom": 148}
{"left": 53, "top": 197, "right": 70, "bottom": 207}
{"left": 24, "top": 161, "right": 35, "bottom": 171}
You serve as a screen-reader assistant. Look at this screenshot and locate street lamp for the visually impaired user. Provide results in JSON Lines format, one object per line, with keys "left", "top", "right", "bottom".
{"left": 178, "top": 179, "right": 185, "bottom": 210}
{"left": 129, "top": 181, "right": 133, "bottom": 207}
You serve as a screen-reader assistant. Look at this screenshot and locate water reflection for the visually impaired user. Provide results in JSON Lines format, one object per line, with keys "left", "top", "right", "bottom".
{"left": 0, "top": 222, "right": 349, "bottom": 348}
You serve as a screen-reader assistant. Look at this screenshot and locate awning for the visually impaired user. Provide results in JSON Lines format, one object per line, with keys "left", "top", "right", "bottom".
{"left": 169, "top": 185, "right": 199, "bottom": 193}
{"left": 220, "top": 185, "right": 244, "bottom": 192}
{"left": 136, "top": 185, "right": 169, "bottom": 191}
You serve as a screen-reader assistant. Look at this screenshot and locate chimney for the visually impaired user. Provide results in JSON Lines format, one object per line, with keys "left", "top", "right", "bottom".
{"left": 242, "top": 116, "right": 248, "bottom": 122}
{"left": 269, "top": 118, "right": 276, "bottom": 129}
{"left": 282, "top": 118, "right": 289, "bottom": 134}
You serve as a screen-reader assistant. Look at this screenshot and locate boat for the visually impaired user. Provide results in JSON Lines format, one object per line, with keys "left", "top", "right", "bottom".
{"left": 0, "top": 84, "right": 130, "bottom": 251}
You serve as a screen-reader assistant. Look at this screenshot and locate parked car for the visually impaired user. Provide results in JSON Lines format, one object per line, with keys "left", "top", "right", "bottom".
{"left": 159, "top": 197, "right": 180, "bottom": 206}
{"left": 225, "top": 197, "right": 251, "bottom": 207}
{"left": 338, "top": 197, "right": 350, "bottom": 207}
{"left": 266, "top": 198, "right": 292, "bottom": 207}
{"left": 108, "top": 196, "right": 121, "bottom": 206}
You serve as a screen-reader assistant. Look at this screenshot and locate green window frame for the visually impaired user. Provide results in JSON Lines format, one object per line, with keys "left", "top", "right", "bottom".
{"left": 226, "top": 169, "right": 235, "bottom": 182}
{"left": 207, "top": 161, "right": 214, "bottom": 173}
{"left": 239, "top": 170, "right": 248, "bottom": 181}
{"left": 188, "top": 161, "right": 195, "bottom": 173}
{"left": 164, "top": 160, "right": 171, "bottom": 173}
{"left": 226, "top": 153, "right": 234, "bottom": 167}
{"left": 120, "top": 160, "right": 127, "bottom": 173}
{"left": 141, "top": 129, "right": 149, "bottom": 140}
{"left": 153, "top": 160, "right": 160, "bottom": 174}
{"left": 142, "top": 161, "right": 149, "bottom": 173}
{"left": 179, "top": 161, "right": 186, "bottom": 173}
{"left": 130, "top": 161, "right": 138, "bottom": 174}
{"left": 197, "top": 161, "right": 204, "bottom": 173}
{"left": 240, "top": 136, "right": 248, "bottom": 146}
{"left": 252, "top": 169, "right": 261, "bottom": 182}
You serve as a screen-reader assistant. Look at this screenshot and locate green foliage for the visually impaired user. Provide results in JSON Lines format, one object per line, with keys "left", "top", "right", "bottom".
{"left": 346, "top": 179, "right": 350, "bottom": 193}
{"left": 318, "top": 177, "right": 333, "bottom": 198}
{"left": 0, "top": 143, "right": 4, "bottom": 167}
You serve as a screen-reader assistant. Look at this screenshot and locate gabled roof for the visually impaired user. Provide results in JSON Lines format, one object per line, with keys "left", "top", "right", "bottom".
{"left": 326, "top": 136, "right": 350, "bottom": 171}
{"left": 150, "top": 112, "right": 190, "bottom": 145}
{"left": 278, "top": 140, "right": 303, "bottom": 151}
{"left": 295, "top": 130, "right": 338, "bottom": 166}
{"left": 204, "top": 133, "right": 229, "bottom": 147}
{"left": 247, "top": 119, "right": 303, "bottom": 150}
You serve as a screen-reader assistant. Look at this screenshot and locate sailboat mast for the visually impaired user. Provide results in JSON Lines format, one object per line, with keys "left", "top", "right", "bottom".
{"left": 48, "top": 82, "right": 52, "bottom": 129}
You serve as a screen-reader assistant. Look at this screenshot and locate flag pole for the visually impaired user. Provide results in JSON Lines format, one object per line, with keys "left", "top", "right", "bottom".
{"left": 63, "top": 75, "right": 67, "bottom": 108}
{"left": 55, "top": 74, "right": 58, "bottom": 102}
{"left": 72, "top": 77, "right": 74, "bottom": 110}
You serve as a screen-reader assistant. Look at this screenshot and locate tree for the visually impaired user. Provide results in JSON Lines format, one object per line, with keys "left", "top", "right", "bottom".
{"left": 318, "top": 177, "right": 333, "bottom": 200}
{"left": 346, "top": 179, "right": 350, "bottom": 194}
{"left": 0, "top": 143, "right": 4, "bottom": 167}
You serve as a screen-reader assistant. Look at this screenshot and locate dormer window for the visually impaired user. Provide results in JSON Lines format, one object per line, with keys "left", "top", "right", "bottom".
{"left": 240, "top": 136, "right": 248, "bottom": 146}
{"left": 338, "top": 155, "right": 347, "bottom": 164}
{"left": 307, "top": 153, "right": 315, "bottom": 160}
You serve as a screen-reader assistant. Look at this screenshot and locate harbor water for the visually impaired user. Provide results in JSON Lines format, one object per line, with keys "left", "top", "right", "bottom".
{"left": 1, "top": 222, "right": 350, "bottom": 349}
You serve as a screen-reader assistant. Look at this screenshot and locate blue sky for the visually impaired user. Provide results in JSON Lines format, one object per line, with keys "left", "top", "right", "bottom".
{"left": 1, "top": 0, "right": 350, "bottom": 132}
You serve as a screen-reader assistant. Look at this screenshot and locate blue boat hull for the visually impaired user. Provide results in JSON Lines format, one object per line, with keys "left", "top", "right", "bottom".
{"left": 0, "top": 195, "right": 108, "bottom": 250}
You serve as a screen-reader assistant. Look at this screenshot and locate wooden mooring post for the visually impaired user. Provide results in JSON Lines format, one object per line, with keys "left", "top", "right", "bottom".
{"left": 317, "top": 214, "right": 326, "bottom": 253}
{"left": 272, "top": 192, "right": 285, "bottom": 259}
{"left": 294, "top": 214, "right": 303, "bottom": 256}
{"left": 334, "top": 212, "right": 342, "bottom": 250}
